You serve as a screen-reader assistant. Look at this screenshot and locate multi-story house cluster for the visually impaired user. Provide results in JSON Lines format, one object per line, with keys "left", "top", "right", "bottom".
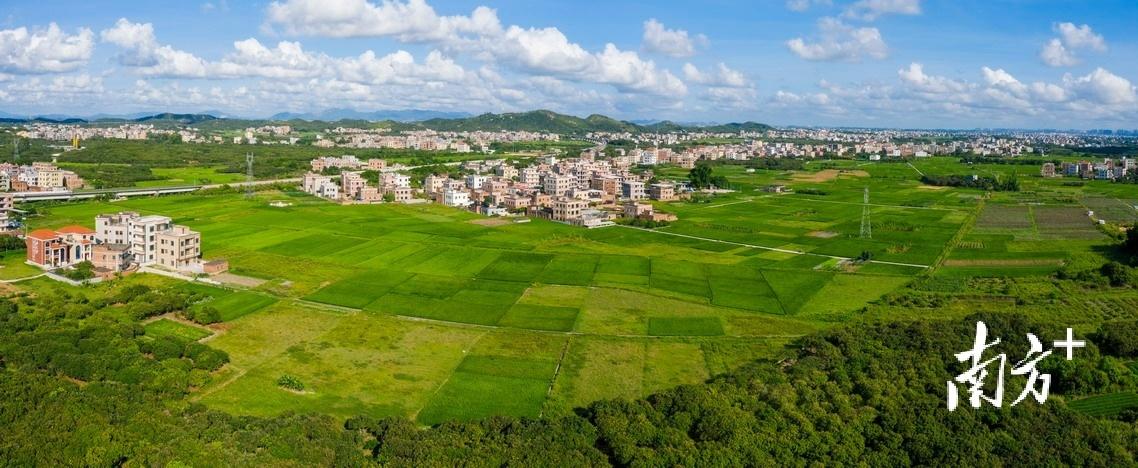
{"left": 26, "top": 211, "right": 207, "bottom": 275}
{"left": 0, "top": 162, "right": 85, "bottom": 192}
{"left": 20, "top": 123, "right": 160, "bottom": 141}
{"left": 316, "top": 127, "right": 558, "bottom": 152}
{"left": 302, "top": 172, "right": 340, "bottom": 200}
{"left": 302, "top": 157, "right": 413, "bottom": 204}
{"left": 411, "top": 152, "right": 688, "bottom": 228}
{"left": 1051, "top": 158, "right": 1135, "bottom": 180}
{"left": 95, "top": 212, "right": 202, "bottom": 271}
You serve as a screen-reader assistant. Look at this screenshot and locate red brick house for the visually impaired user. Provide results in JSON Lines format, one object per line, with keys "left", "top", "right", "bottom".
{"left": 25, "top": 225, "right": 96, "bottom": 269}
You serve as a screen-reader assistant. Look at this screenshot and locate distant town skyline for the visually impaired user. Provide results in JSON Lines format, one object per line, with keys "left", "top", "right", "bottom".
{"left": 0, "top": 0, "right": 1136, "bottom": 129}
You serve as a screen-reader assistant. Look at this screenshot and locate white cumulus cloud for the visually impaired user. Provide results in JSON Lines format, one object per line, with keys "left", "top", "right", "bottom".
{"left": 898, "top": 63, "right": 967, "bottom": 94}
{"left": 264, "top": 0, "right": 689, "bottom": 96}
{"left": 641, "top": 19, "right": 705, "bottom": 58}
{"left": 786, "top": 0, "right": 832, "bottom": 13}
{"left": 1063, "top": 67, "right": 1136, "bottom": 105}
{"left": 0, "top": 23, "right": 95, "bottom": 74}
{"left": 682, "top": 63, "right": 748, "bottom": 88}
{"left": 101, "top": 18, "right": 209, "bottom": 78}
{"left": 1055, "top": 22, "right": 1106, "bottom": 52}
{"left": 843, "top": 0, "right": 921, "bottom": 21}
{"left": 787, "top": 18, "right": 887, "bottom": 62}
{"left": 1040, "top": 23, "right": 1106, "bottom": 67}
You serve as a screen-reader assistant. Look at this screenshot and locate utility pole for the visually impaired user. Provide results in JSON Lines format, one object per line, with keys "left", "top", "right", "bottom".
{"left": 860, "top": 186, "right": 872, "bottom": 239}
{"left": 245, "top": 152, "right": 254, "bottom": 199}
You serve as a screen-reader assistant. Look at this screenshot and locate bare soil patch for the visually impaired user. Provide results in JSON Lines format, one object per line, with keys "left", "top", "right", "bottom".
{"left": 793, "top": 169, "right": 869, "bottom": 183}
{"left": 470, "top": 218, "right": 512, "bottom": 227}
{"left": 214, "top": 273, "right": 267, "bottom": 288}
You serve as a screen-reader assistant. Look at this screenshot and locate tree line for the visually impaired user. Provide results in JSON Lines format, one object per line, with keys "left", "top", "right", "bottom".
{"left": 921, "top": 173, "right": 1020, "bottom": 191}
{"left": 2, "top": 277, "right": 1136, "bottom": 465}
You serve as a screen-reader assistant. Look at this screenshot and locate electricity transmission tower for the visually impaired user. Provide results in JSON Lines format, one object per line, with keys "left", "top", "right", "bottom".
{"left": 860, "top": 187, "right": 872, "bottom": 239}
{"left": 12, "top": 138, "right": 18, "bottom": 163}
{"left": 245, "top": 152, "right": 255, "bottom": 199}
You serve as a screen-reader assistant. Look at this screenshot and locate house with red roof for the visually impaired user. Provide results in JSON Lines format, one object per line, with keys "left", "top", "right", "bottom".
{"left": 25, "top": 225, "right": 96, "bottom": 269}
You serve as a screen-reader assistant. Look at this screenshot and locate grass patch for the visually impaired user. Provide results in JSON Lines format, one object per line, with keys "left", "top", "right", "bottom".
{"left": 304, "top": 270, "right": 413, "bottom": 308}
{"left": 1068, "top": 392, "right": 1138, "bottom": 417}
{"left": 499, "top": 304, "right": 580, "bottom": 332}
{"left": 647, "top": 317, "right": 725, "bottom": 336}
{"left": 144, "top": 319, "right": 212, "bottom": 341}
{"left": 416, "top": 354, "right": 554, "bottom": 424}
{"left": 200, "top": 292, "right": 278, "bottom": 321}
{"left": 477, "top": 252, "right": 553, "bottom": 282}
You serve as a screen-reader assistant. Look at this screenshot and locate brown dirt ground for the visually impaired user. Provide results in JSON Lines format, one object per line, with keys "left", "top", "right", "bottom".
{"left": 793, "top": 169, "right": 869, "bottom": 183}
{"left": 470, "top": 218, "right": 512, "bottom": 227}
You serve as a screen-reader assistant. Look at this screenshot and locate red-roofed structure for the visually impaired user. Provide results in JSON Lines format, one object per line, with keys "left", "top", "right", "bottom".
{"left": 56, "top": 225, "right": 96, "bottom": 234}
{"left": 26, "top": 229, "right": 58, "bottom": 241}
{"left": 25, "top": 226, "right": 96, "bottom": 269}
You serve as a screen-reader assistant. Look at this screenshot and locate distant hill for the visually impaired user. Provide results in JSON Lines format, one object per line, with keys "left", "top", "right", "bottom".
{"left": 698, "top": 122, "right": 772, "bottom": 133}
{"left": 0, "top": 109, "right": 772, "bottom": 135}
{"left": 415, "top": 110, "right": 771, "bottom": 135}
{"left": 415, "top": 110, "right": 631, "bottom": 134}
{"left": 270, "top": 109, "right": 472, "bottom": 122}
{"left": 133, "top": 113, "right": 220, "bottom": 125}
{"left": 414, "top": 110, "right": 695, "bottom": 134}
{"left": 0, "top": 116, "right": 86, "bottom": 124}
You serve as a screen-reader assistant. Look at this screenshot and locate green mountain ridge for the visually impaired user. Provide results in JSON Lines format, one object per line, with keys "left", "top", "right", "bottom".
{"left": 1, "top": 109, "right": 771, "bottom": 135}
{"left": 414, "top": 110, "right": 770, "bottom": 134}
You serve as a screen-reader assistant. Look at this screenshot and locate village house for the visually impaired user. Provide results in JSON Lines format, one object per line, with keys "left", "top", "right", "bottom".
{"left": 386, "top": 186, "right": 413, "bottom": 202}
{"left": 423, "top": 175, "right": 447, "bottom": 195}
{"left": 94, "top": 212, "right": 203, "bottom": 272}
{"left": 303, "top": 172, "right": 339, "bottom": 199}
{"left": 25, "top": 225, "right": 95, "bottom": 269}
{"left": 466, "top": 174, "right": 489, "bottom": 190}
{"left": 0, "top": 194, "right": 13, "bottom": 228}
{"left": 551, "top": 198, "right": 587, "bottom": 222}
{"left": 341, "top": 172, "right": 367, "bottom": 200}
{"left": 621, "top": 181, "right": 646, "bottom": 201}
{"left": 504, "top": 195, "right": 531, "bottom": 211}
{"left": 92, "top": 243, "right": 131, "bottom": 272}
{"left": 531, "top": 192, "right": 552, "bottom": 208}
{"left": 624, "top": 202, "right": 653, "bottom": 219}
{"left": 543, "top": 174, "right": 574, "bottom": 197}
{"left": 382, "top": 173, "right": 411, "bottom": 189}
{"left": 496, "top": 165, "right": 519, "bottom": 179}
{"left": 359, "top": 186, "right": 382, "bottom": 203}
{"left": 442, "top": 189, "right": 471, "bottom": 207}
{"left": 155, "top": 225, "right": 202, "bottom": 270}
{"left": 649, "top": 183, "right": 676, "bottom": 201}
{"left": 591, "top": 176, "right": 621, "bottom": 195}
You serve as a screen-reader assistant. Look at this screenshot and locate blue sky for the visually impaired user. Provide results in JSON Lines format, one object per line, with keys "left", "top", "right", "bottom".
{"left": 0, "top": 0, "right": 1136, "bottom": 128}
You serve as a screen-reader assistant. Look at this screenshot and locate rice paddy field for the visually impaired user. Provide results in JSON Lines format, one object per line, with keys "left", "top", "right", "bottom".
{"left": 24, "top": 156, "right": 1135, "bottom": 424}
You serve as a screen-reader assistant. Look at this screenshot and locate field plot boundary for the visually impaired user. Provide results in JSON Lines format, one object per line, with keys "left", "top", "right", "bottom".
{"left": 618, "top": 225, "right": 929, "bottom": 269}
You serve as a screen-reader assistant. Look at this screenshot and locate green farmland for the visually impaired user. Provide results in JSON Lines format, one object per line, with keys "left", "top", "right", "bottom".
{"left": 24, "top": 156, "right": 1137, "bottom": 425}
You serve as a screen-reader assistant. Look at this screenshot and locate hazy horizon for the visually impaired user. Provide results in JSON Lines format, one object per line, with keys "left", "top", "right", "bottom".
{"left": 1, "top": 0, "right": 1136, "bottom": 129}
